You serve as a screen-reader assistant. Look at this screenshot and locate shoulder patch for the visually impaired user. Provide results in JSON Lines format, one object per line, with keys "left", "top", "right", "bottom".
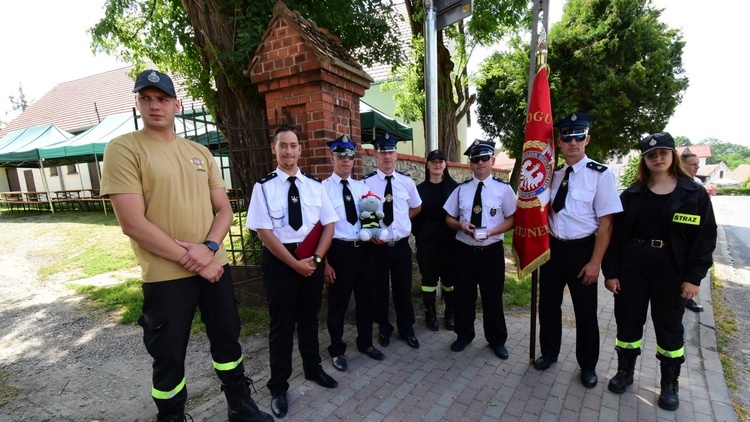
{"left": 554, "top": 164, "right": 564, "bottom": 171}
{"left": 586, "top": 162, "right": 608, "bottom": 173}
{"left": 492, "top": 176, "right": 510, "bottom": 184}
{"left": 302, "top": 172, "right": 322, "bottom": 183}
{"left": 364, "top": 171, "right": 377, "bottom": 179}
{"left": 257, "top": 172, "right": 277, "bottom": 184}
{"left": 396, "top": 170, "right": 411, "bottom": 177}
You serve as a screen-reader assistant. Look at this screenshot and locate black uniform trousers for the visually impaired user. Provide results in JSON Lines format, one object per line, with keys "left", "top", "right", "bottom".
{"left": 614, "top": 241, "right": 685, "bottom": 357}
{"left": 539, "top": 235, "right": 599, "bottom": 371}
{"left": 415, "top": 235, "right": 456, "bottom": 300}
{"left": 261, "top": 245, "right": 324, "bottom": 396}
{"left": 139, "top": 265, "right": 243, "bottom": 416}
{"left": 453, "top": 241, "right": 508, "bottom": 347}
{"left": 326, "top": 239, "right": 376, "bottom": 356}
{"left": 373, "top": 238, "right": 416, "bottom": 338}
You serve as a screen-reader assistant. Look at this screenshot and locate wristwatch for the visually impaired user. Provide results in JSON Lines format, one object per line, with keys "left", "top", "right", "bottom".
{"left": 312, "top": 254, "right": 323, "bottom": 266}
{"left": 203, "top": 240, "right": 219, "bottom": 255}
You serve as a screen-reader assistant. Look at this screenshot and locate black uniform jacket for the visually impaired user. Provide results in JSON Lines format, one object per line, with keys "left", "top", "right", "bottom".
{"left": 602, "top": 177, "right": 717, "bottom": 286}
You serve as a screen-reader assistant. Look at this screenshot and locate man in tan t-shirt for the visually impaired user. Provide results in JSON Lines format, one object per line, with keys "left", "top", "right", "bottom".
{"left": 100, "top": 69, "right": 271, "bottom": 422}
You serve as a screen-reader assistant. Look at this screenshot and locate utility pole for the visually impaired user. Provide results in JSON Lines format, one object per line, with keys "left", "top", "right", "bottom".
{"left": 424, "top": 0, "right": 439, "bottom": 153}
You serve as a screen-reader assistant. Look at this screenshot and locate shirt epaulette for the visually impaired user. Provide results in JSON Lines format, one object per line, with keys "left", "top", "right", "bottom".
{"left": 364, "top": 171, "right": 377, "bottom": 179}
{"left": 586, "top": 161, "right": 608, "bottom": 173}
{"left": 396, "top": 170, "right": 410, "bottom": 177}
{"left": 460, "top": 178, "right": 473, "bottom": 185}
{"left": 555, "top": 164, "right": 564, "bottom": 171}
{"left": 257, "top": 172, "right": 277, "bottom": 184}
{"left": 302, "top": 172, "right": 322, "bottom": 182}
{"left": 492, "top": 176, "right": 510, "bottom": 184}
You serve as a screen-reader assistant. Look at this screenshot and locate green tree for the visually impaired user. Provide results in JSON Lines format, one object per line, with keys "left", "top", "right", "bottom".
{"left": 386, "top": 0, "right": 527, "bottom": 161}
{"left": 548, "top": 0, "right": 688, "bottom": 159}
{"left": 9, "top": 83, "right": 32, "bottom": 112}
{"left": 476, "top": 0, "right": 687, "bottom": 184}
{"left": 674, "top": 135, "right": 691, "bottom": 146}
{"left": 704, "top": 139, "right": 750, "bottom": 168}
{"left": 91, "top": 0, "right": 403, "bottom": 198}
{"left": 619, "top": 154, "right": 640, "bottom": 187}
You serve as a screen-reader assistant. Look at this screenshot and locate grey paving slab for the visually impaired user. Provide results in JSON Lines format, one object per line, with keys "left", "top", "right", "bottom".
{"left": 186, "top": 270, "right": 737, "bottom": 421}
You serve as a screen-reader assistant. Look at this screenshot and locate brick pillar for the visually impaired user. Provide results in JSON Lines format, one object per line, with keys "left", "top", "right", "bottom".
{"left": 248, "top": 1, "right": 374, "bottom": 179}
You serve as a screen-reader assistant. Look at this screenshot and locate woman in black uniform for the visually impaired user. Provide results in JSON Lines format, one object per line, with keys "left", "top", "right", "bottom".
{"left": 602, "top": 132, "right": 716, "bottom": 411}
{"left": 412, "top": 150, "right": 458, "bottom": 331}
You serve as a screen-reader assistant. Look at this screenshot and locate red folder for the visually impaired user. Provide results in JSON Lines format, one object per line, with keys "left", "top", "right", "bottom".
{"left": 294, "top": 221, "right": 323, "bottom": 259}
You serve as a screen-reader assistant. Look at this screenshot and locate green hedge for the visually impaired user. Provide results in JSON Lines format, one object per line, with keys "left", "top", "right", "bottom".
{"left": 715, "top": 187, "right": 750, "bottom": 196}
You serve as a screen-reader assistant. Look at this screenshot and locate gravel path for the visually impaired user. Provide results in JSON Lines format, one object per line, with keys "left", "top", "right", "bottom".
{"left": 0, "top": 219, "right": 232, "bottom": 421}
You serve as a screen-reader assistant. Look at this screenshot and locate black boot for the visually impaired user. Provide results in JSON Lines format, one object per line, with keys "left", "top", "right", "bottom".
{"left": 608, "top": 348, "right": 639, "bottom": 394}
{"left": 443, "top": 290, "right": 455, "bottom": 331}
{"left": 425, "top": 304, "right": 439, "bottom": 331}
{"left": 657, "top": 358, "right": 681, "bottom": 411}
{"left": 222, "top": 376, "right": 273, "bottom": 422}
{"left": 423, "top": 291, "right": 439, "bottom": 331}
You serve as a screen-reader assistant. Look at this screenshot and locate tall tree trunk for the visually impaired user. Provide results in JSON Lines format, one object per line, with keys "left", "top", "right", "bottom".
{"left": 181, "top": 0, "right": 272, "bottom": 204}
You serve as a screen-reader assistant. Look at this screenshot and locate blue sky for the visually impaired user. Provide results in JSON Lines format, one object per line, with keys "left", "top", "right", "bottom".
{"left": 2, "top": 0, "right": 748, "bottom": 147}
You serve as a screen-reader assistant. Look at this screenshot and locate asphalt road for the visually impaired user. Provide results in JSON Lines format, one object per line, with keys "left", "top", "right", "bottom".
{"left": 711, "top": 195, "right": 750, "bottom": 417}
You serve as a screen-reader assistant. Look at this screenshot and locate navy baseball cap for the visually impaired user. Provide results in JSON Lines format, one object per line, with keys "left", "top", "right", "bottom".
{"left": 326, "top": 135, "right": 356, "bottom": 153}
{"left": 463, "top": 140, "right": 496, "bottom": 158}
{"left": 427, "top": 149, "right": 447, "bottom": 161}
{"left": 371, "top": 133, "right": 400, "bottom": 152}
{"left": 133, "top": 70, "right": 177, "bottom": 98}
{"left": 640, "top": 132, "right": 675, "bottom": 156}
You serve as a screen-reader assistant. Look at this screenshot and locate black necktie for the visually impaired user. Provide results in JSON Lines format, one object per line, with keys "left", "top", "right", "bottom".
{"left": 552, "top": 166, "right": 574, "bottom": 213}
{"left": 471, "top": 181, "right": 484, "bottom": 227}
{"left": 287, "top": 176, "right": 302, "bottom": 230}
{"left": 341, "top": 179, "right": 358, "bottom": 225}
{"left": 383, "top": 175, "right": 394, "bottom": 226}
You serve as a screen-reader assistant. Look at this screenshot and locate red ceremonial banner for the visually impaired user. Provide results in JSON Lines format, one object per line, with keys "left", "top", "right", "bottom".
{"left": 512, "top": 65, "right": 554, "bottom": 278}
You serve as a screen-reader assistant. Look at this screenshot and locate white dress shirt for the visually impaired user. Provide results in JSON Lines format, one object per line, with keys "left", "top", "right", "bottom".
{"left": 364, "top": 169, "right": 422, "bottom": 241}
{"left": 246, "top": 167, "right": 338, "bottom": 243}
{"left": 322, "top": 173, "right": 371, "bottom": 241}
{"left": 443, "top": 176, "right": 517, "bottom": 246}
{"left": 548, "top": 156, "right": 623, "bottom": 240}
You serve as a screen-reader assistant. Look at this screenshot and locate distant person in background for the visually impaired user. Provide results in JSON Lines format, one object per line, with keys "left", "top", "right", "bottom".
{"left": 680, "top": 152, "right": 705, "bottom": 312}
{"left": 412, "top": 149, "right": 458, "bottom": 331}
{"left": 603, "top": 132, "right": 717, "bottom": 411}
{"left": 101, "top": 69, "right": 272, "bottom": 422}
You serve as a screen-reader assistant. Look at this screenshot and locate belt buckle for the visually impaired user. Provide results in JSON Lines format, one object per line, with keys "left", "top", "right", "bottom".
{"left": 353, "top": 239, "right": 361, "bottom": 248}
{"left": 650, "top": 239, "right": 664, "bottom": 248}
{"left": 387, "top": 240, "right": 397, "bottom": 247}
{"left": 473, "top": 246, "right": 484, "bottom": 252}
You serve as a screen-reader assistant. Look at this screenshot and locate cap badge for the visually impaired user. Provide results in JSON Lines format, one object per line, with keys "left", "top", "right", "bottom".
{"left": 571, "top": 114, "right": 578, "bottom": 121}
{"left": 649, "top": 139, "right": 657, "bottom": 146}
{"left": 384, "top": 133, "right": 390, "bottom": 139}
{"left": 473, "top": 140, "right": 479, "bottom": 146}
{"left": 147, "top": 71, "right": 160, "bottom": 83}
{"left": 342, "top": 135, "right": 349, "bottom": 142}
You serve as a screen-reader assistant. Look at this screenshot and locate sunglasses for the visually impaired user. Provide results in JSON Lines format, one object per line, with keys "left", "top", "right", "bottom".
{"left": 335, "top": 153, "right": 355, "bottom": 160}
{"left": 644, "top": 149, "right": 671, "bottom": 160}
{"left": 560, "top": 134, "right": 587, "bottom": 143}
{"left": 470, "top": 155, "right": 491, "bottom": 164}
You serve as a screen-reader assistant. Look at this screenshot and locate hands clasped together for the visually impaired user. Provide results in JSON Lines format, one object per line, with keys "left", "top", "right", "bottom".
{"left": 175, "top": 239, "right": 224, "bottom": 283}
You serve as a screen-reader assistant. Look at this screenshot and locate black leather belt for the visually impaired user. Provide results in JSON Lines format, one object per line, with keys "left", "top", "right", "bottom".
{"left": 332, "top": 238, "right": 363, "bottom": 248}
{"left": 632, "top": 238, "right": 668, "bottom": 248}
{"left": 282, "top": 243, "right": 301, "bottom": 253}
{"left": 550, "top": 234, "right": 596, "bottom": 245}
{"left": 459, "top": 241, "right": 502, "bottom": 253}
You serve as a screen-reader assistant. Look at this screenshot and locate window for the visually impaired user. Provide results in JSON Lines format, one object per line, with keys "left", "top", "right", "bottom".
{"left": 66, "top": 164, "right": 77, "bottom": 174}
{"left": 49, "top": 167, "right": 59, "bottom": 177}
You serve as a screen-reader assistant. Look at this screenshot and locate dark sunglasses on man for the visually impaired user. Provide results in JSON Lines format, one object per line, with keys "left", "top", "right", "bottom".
{"left": 335, "top": 152, "right": 355, "bottom": 160}
{"left": 470, "top": 155, "right": 491, "bottom": 164}
{"left": 560, "top": 133, "right": 587, "bottom": 143}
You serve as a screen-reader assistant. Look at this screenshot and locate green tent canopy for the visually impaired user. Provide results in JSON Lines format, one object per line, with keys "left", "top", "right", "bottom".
{"left": 360, "top": 102, "right": 413, "bottom": 145}
{"left": 0, "top": 125, "right": 74, "bottom": 167}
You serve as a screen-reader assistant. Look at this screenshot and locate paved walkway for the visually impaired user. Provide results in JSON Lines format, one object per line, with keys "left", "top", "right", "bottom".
{"left": 190, "top": 274, "right": 736, "bottom": 421}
